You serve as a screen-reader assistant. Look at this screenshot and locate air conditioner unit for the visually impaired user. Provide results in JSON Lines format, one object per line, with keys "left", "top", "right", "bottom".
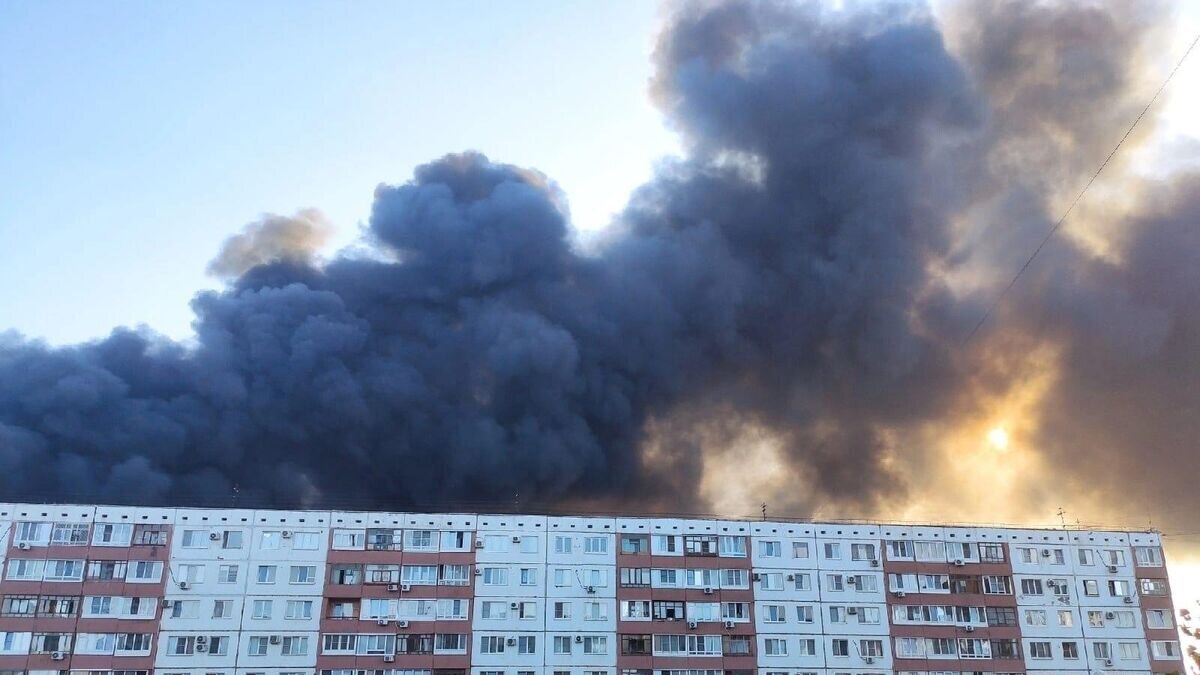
{"left": 846, "top": 577, "right": 857, "bottom": 586}
{"left": 506, "top": 638, "right": 518, "bottom": 646}
{"left": 847, "top": 607, "right": 858, "bottom": 615}
{"left": 687, "top": 620, "right": 698, "bottom": 629}
{"left": 1041, "top": 549, "right": 1051, "bottom": 557}
{"left": 575, "top": 636, "right": 584, "bottom": 644}
{"left": 786, "top": 574, "right": 795, "bottom": 582}
{"left": 953, "top": 559, "right": 965, "bottom": 567}
{"left": 474, "top": 540, "right": 485, "bottom": 549}
{"left": 383, "top": 655, "right": 395, "bottom": 663}
{"left": 475, "top": 568, "right": 483, "bottom": 576}
{"left": 209, "top": 532, "right": 222, "bottom": 541}
{"left": 511, "top": 536, "right": 521, "bottom": 543}
{"left": 50, "top": 652, "right": 65, "bottom": 661}
{"left": 401, "top": 584, "right": 412, "bottom": 593}
{"left": 16, "top": 542, "right": 30, "bottom": 550}
{"left": 864, "top": 657, "right": 875, "bottom": 664}
{"left": 270, "top": 636, "right": 282, "bottom": 645}
{"left": 586, "top": 586, "right": 596, "bottom": 594}
{"left": 869, "top": 559, "right": 880, "bottom": 567}
{"left": 964, "top": 625, "right": 975, "bottom": 633}
{"left": 1105, "top": 612, "right": 1117, "bottom": 620}
{"left": 177, "top": 581, "right": 190, "bottom": 590}
{"left": 892, "top": 590, "right": 906, "bottom": 598}
{"left": 162, "top": 600, "right": 175, "bottom": 609}
{"left": 510, "top": 602, "right": 520, "bottom": 610}
{"left": 1104, "top": 659, "right": 1113, "bottom": 667}
{"left": 1107, "top": 565, "right": 1118, "bottom": 573}
{"left": 1123, "top": 596, "right": 1134, "bottom": 604}
{"left": 377, "top": 618, "right": 390, "bottom": 626}
{"left": 752, "top": 573, "right": 762, "bottom": 581}
{"left": 703, "top": 587, "right": 714, "bottom": 595}
{"left": 196, "top": 636, "right": 209, "bottom": 644}
{"left": 387, "top": 583, "right": 400, "bottom": 592}
{"left": 195, "top": 643, "right": 208, "bottom": 653}
{"left": 397, "top": 620, "right": 409, "bottom": 628}
{"left": 724, "top": 620, "right": 736, "bottom": 629}
{"left": 281, "top": 530, "right": 293, "bottom": 539}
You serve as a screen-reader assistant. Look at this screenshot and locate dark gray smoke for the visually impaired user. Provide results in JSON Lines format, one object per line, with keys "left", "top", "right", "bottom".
{"left": 1, "top": 1, "right": 1197, "bottom": 528}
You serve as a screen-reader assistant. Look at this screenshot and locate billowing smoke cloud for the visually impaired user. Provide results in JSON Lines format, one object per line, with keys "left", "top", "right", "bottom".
{"left": 207, "top": 209, "right": 334, "bottom": 279}
{"left": 1, "top": 0, "right": 1197, "bottom": 533}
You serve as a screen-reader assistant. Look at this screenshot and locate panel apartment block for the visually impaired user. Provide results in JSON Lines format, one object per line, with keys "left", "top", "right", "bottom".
{"left": 0, "top": 503, "right": 1186, "bottom": 675}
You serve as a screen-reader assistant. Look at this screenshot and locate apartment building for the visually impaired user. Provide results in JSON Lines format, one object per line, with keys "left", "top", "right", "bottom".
{"left": 0, "top": 503, "right": 1186, "bottom": 675}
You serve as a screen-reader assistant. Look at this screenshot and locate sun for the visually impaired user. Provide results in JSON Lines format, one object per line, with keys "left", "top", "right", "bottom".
{"left": 987, "top": 427, "right": 1010, "bottom": 451}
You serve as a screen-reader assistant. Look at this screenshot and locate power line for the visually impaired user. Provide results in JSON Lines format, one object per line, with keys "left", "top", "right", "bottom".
{"left": 963, "top": 30, "right": 1200, "bottom": 346}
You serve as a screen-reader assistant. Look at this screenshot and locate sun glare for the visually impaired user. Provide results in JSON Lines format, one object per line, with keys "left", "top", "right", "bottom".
{"left": 987, "top": 427, "right": 1010, "bottom": 451}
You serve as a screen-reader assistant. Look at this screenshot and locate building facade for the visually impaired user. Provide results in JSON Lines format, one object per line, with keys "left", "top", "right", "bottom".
{"left": 0, "top": 504, "right": 1185, "bottom": 675}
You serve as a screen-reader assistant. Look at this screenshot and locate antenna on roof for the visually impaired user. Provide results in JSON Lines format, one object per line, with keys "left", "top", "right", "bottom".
{"left": 761, "top": 503, "right": 767, "bottom": 521}
{"left": 1056, "top": 507, "right": 1068, "bottom": 529}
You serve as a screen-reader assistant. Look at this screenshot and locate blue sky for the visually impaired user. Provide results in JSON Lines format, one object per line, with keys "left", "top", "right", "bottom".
{"left": 0, "top": 1, "right": 678, "bottom": 344}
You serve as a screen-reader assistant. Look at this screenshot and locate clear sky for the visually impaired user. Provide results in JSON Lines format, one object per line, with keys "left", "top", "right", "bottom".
{"left": 0, "top": 1, "right": 679, "bottom": 345}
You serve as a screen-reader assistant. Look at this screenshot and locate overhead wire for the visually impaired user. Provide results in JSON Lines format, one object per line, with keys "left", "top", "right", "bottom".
{"left": 963, "top": 30, "right": 1200, "bottom": 346}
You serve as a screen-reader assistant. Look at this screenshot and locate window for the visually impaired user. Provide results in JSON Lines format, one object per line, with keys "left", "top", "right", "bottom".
{"left": 1135, "top": 546, "right": 1163, "bottom": 566}
{"left": 1061, "top": 641, "right": 1078, "bottom": 659}
{"left": 128, "top": 560, "right": 162, "bottom": 581}
{"left": 93, "top": 523, "right": 133, "bottom": 546}
{"left": 764, "top": 639, "right": 787, "bottom": 656}
{"left": 222, "top": 530, "right": 243, "bottom": 549}
{"left": 1021, "top": 578, "right": 1043, "bottom": 595}
{"left": 979, "top": 543, "right": 1005, "bottom": 562}
{"left": 621, "top": 567, "right": 650, "bottom": 587}
{"left": 826, "top": 574, "right": 844, "bottom": 591}
{"left": 285, "top": 600, "right": 312, "bottom": 620}
{"left": 1152, "top": 640, "right": 1180, "bottom": 659}
{"left": 621, "top": 635, "right": 651, "bottom": 655}
{"left": 621, "top": 535, "right": 647, "bottom": 554}
{"left": 555, "top": 536, "right": 572, "bottom": 554}
{"left": 1108, "top": 579, "right": 1131, "bottom": 597}
{"left": 1083, "top": 579, "right": 1100, "bottom": 596}
{"left": 582, "top": 636, "right": 607, "bottom": 655}
{"left": 256, "top": 565, "right": 276, "bottom": 583}
{"left": 435, "top": 633, "right": 466, "bottom": 653}
{"left": 722, "top": 568, "right": 749, "bottom": 587}
{"left": 584, "top": 536, "right": 608, "bottom": 554}
{"left": 212, "top": 599, "right": 233, "bottom": 618}
{"left": 405, "top": 530, "right": 435, "bottom": 550}
{"left": 850, "top": 543, "right": 876, "bottom": 561}
{"left": 440, "top": 564, "right": 469, "bottom": 585}
{"left": 480, "top": 601, "right": 507, "bottom": 619}
{"left": 762, "top": 604, "right": 785, "bottom": 623}
{"left": 584, "top": 601, "right": 606, "bottom": 620}
{"left": 289, "top": 565, "right": 316, "bottom": 584}
{"left": 519, "top": 536, "right": 539, "bottom": 553}
{"left": 51, "top": 523, "right": 90, "bottom": 546}
{"left": 888, "top": 540, "right": 913, "bottom": 559}
{"left": 43, "top": 559, "right": 84, "bottom": 581}
{"left": 653, "top": 601, "right": 684, "bottom": 620}
{"left": 2, "top": 595, "right": 37, "bottom": 617}
{"left": 824, "top": 542, "right": 841, "bottom": 559}
{"left": 292, "top": 531, "right": 319, "bottom": 550}
{"left": 331, "top": 564, "right": 360, "bottom": 585}
{"left": 1147, "top": 609, "right": 1173, "bottom": 629}
{"left": 792, "top": 572, "right": 811, "bottom": 590}
{"left": 38, "top": 596, "right": 78, "bottom": 617}
{"left": 795, "top": 605, "right": 813, "bottom": 623}
{"left": 987, "top": 607, "right": 1016, "bottom": 627}
{"left": 1078, "top": 548, "right": 1095, "bottom": 565}
{"left": 556, "top": 601, "right": 574, "bottom": 619}
{"left": 759, "top": 572, "right": 782, "bottom": 590}
{"left": 132, "top": 523, "right": 167, "bottom": 545}
{"left": 248, "top": 636, "right": 269, "bottom": 656}
{"left": 895, "top": 637, "right": 925, "bottom": 658}
{"left": 217, "top": 564, "right": 238, "bottom": 584}
{"left": 1057, "top": 609, "right": 1074, "bottom": 627}
{"left": 1093, "top": 641, "right": 1113, "bottom": 660}
{"left": 718, "top": 536, "right": 745, "bottom": 556}
{"left": 1139, "top": 578, "right": 1168, "bottom": 596}
{"left": 792, "top": 541, "right": 810, "bottom": 558}
{"left": 482, "top": 567, "right": 508, "bottom": 585}
{"left": 860, "top": 639, "right": 883, "bottom": 657}
{"left": 441, "top": 530, "right": 470, "bottom": 550}
{"left": 1119, "top": 642, "right": 1141, "bottom": 660}
{"left": 914, "top": 541, "right": 946, "bottom": 561}
{"left": 1088, "top": 610, "right": 1105, "bottom": 628}
{"left": 554, "top": 635, "right": 573, "bottom": 654}
{"left": 1024, "top": 609, "right": 1046, "bottom": 626}
{"left": 831, "top": 639, "right": 849, "bottom": 657}
{"left": 332, "top": 529, "right": 364, "bottom": 549}
{"left": 402, "top": 565, "right": 437, "bottom": 585}
{"left": 983, "top": 575, "right": 1012, "bottom": 594}
{"left": 760, "top": 541, "right": 781, "bottom": 557}
{"left": 519, "top": 568, "right": 537, "bottom": 585}
{"left": 252, "top": 600, "right": 272, "bottom": 619}
{"left": 684, "top": 535, "right": 718, "bottom": 556}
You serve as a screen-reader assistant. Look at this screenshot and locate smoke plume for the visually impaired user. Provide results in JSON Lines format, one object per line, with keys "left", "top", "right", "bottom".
{"left": 1, "top": 0, "right": 1197, "bottom": 535}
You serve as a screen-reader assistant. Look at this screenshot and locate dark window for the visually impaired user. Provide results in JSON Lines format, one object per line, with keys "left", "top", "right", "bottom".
{"left": 621, "top": 635, "right": 652, "bottom": 655}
